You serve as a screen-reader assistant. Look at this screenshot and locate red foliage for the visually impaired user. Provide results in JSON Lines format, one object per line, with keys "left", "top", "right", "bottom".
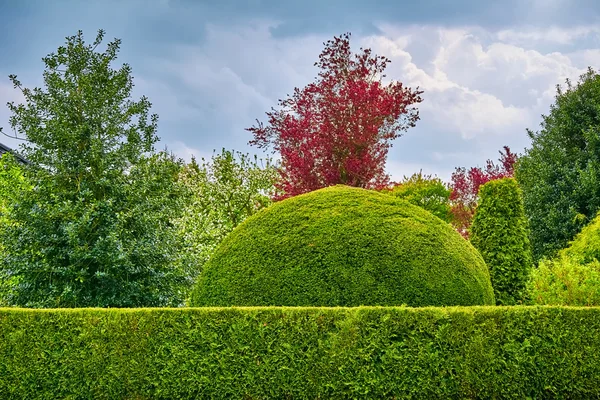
{"left": 449, "top": 146, "right": 517, "bottom": 238}
{"left": 246, "top": 33, "right": 424, "bottom": 200}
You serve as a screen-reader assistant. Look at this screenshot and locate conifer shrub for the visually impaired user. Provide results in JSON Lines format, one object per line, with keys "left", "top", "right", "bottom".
{"left": 470, "top": 178, "right": 533, "bottom": 305}
{"left": 191, "top": 185, "right": 494, "bottom": 307}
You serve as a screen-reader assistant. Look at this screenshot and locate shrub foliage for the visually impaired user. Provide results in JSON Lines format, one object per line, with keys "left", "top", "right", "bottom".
{"left": 528, "top": 212, "right": 600, "bottom": 306}
{"left": 191, "top": 185, "right": 494, "bottom": 307}
{"left": 470, "top": 178, "right": 533, "bottom": 305}
{"left": 0, "top": 307, "right": 599, "bottom": 399}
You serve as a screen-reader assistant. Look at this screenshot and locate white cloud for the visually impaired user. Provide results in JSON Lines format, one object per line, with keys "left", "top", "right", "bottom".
{"left": 146, "top": 20, "right": 599, "bottom": 181}
{"left": 5, "top": 19, "right": 595, "bottom": 184}
{"left": 496, "top": 25, "right": 600, "bottom": 46}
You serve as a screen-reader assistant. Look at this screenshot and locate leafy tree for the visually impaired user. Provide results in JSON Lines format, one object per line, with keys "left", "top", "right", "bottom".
{"left": 177, "top": 149, "right": 277, "bottom": 274}
{"left": 380, "top": 171, "right": 452, "bottom": 222}
{"left": 0, "top": 153, "right": 31, "bottom": 305}
{"left": 470, "top": 178, "right": 533, "bottom": 305}
{"left": 247, "top": 32, "right": 423, "bottom": 200}
{"left": 449, "top": 146, "right": 517, "bottom": 237}
{"left": 0, "top": 153, "right": 29, "bottom": 223}
{"left": 516, "top": 67, "right": 600, "bottom": 262}
{"left": 0, "top": 30, "right": 191, "bottom": 307}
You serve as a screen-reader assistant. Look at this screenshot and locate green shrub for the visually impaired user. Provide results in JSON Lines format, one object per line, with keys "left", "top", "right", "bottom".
{"left": 470, "top": 178, "right": 533, "bottom": 305}
{"left": 560, "top": 211, "right": 600, "bottom": 263}
{"left": 1, "top": 306, "right": 599, "bottom": 399}
{"left": 191, "top": 185, "right": 494, "bottom": 307}
{"left": 528, "top": 255, "right": 600, "bottom": 306}
{"left": 527, "top": 213, "right": 600, "bottom": 306}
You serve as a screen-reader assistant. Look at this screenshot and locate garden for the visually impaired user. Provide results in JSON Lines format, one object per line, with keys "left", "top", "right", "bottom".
{"left": 1, "top": 30, "right": 600, "bottom": 399}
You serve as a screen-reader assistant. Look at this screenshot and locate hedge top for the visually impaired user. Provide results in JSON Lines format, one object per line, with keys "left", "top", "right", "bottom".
{"left": 191, "top": 185, "right": 495, "bottom": 307}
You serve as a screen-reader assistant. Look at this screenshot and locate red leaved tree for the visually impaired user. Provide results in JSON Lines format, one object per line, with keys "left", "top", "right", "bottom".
{"left": 246, "top": 33, "right": 424, "bottom": 200}
{"left": 449, "top": 146, "right": 518, "bottom": 238}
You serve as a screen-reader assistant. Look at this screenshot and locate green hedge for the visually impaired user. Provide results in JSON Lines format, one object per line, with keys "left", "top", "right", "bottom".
{"left": 1, "top": 307, "right": 599, "bottom": 399}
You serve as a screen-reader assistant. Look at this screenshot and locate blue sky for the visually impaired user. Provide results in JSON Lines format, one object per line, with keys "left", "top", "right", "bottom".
{"left": 1, "top": 0, "right": 599, "bottom": 181}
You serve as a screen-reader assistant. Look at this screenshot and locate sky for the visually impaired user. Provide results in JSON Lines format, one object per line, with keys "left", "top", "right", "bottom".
{"left": 0, "top": 0, "right": 599, "bottom": 182}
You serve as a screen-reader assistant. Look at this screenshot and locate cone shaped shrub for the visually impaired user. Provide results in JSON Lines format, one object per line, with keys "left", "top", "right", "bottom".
{"left": 470, "top": 178, "right": 533, "bottom": 305}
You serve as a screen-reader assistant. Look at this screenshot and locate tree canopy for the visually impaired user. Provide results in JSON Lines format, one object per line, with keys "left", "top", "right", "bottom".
{"left": 516, "top": 67, "right": 600, "bottom": 261}
{"left": 247, "top": 33, "right": 423, "bottom": 200}
{"left": 0, "top": 30, "right": 192, "bottom": 307}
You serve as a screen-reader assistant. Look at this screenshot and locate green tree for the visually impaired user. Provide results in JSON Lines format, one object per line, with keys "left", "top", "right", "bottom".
{"left": 470, "top": 178, "right": 533, "bottom": 305}
{"left": 0, "top": 30, "right": 192, "bottom": 307}
{"left": 177, "top": 149, "right": 277, "bottom": 276}
{"left": 380, "top": 171, "right": 451, "bottom": 222}
{"left": 516, "top": 67, "right": 600, "bottom": 262}
{"left": 0, "top": 153, "right": 31, "bottom": 305}
{"left": 0, "top": 153, "right": 29, "bottom": 223}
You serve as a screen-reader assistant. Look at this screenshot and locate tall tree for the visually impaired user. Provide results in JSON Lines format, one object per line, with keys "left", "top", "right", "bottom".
{"left": 247, "top": 32, "right": 423, "bottom": 200}
{"left": 177, "top": 149, "right": 277, "bottom": 275}
{"left": 0, "top": 30, "right": 191, "bottom": 307}
{"left": 449, "top": 146, "right": 517, "bottom": 238}
{"left": 516, "top": 67, "right": 600, "bottom": 262}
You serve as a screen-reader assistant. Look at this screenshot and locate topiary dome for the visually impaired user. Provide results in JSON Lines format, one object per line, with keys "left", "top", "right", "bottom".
{"left": 190, "top": 185, "right": 495, "bottom": 307}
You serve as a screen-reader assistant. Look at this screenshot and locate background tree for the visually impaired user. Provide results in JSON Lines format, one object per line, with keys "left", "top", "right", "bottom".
{"left": 449, "top": 146, "right": 517, "bottom": 237}
{"left": 380, "top": 171, "right": 452, "bottom": 223}
{"left": 177, "top": 149, "right": 277, "bottom": 276}
{"left": 247, "top": 32, "right": 423, "bottom": 200}
{"left": 470, "top": 178, "right": 533, "bottom": 305}
{"left": 0, "top": 30, "right": 192, "bottom": 307}
{"left": 516, "top": 67, "right": 600, "bottom": 262}
{"left": 0, "top": 153, "right": 30, "bottom": 305}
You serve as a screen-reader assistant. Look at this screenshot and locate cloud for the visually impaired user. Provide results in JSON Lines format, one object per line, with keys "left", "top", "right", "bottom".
{"left": 138, "top": 20, "right": 597, "bottom": 180}
{"left": 496, "top": 25, "right": 600, "bottom": 46}
{"left": 3, "top": 9, "right": 599, "bottom": 182}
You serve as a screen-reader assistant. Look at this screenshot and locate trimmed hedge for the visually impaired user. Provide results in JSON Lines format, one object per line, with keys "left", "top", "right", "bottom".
{"left": 191, "top": 185, "right": 494, "bottom": 307}
{"left": 470, "top": 178, "right": 533, "bottom": 305}
{"left": 1, "top": 306, "right": 600, "bottom": 399}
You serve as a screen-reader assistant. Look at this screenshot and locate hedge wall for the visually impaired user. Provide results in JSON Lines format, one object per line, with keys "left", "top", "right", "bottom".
{"left": 1, "top": 306, "right": 599, "bottom": 399}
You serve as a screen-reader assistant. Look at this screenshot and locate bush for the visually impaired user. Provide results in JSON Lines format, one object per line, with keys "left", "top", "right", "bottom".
{"left": 379, "top": 171, "right": 452, "bottom": 223}
{"left": 560, "top": 211, "right": 600, "bottom": 264}
{"left": 527, "top": 213, "right": 600, "bottom": 306}
{"left": 1, "top": 306, "right": 599, "bottom": 399}
{"left": 191, "top": 185, "right": 494, "bottom": 307}
{"left": 528, "top": 255, "right": 600, "bottom": 306}
{"left": 470, "top": 178, "right": 533, "bottom": 305}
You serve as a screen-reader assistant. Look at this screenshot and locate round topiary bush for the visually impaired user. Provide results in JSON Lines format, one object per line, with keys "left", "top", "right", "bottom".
{"left": 190, "top": 185, "right": 495, "bottom": 307}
